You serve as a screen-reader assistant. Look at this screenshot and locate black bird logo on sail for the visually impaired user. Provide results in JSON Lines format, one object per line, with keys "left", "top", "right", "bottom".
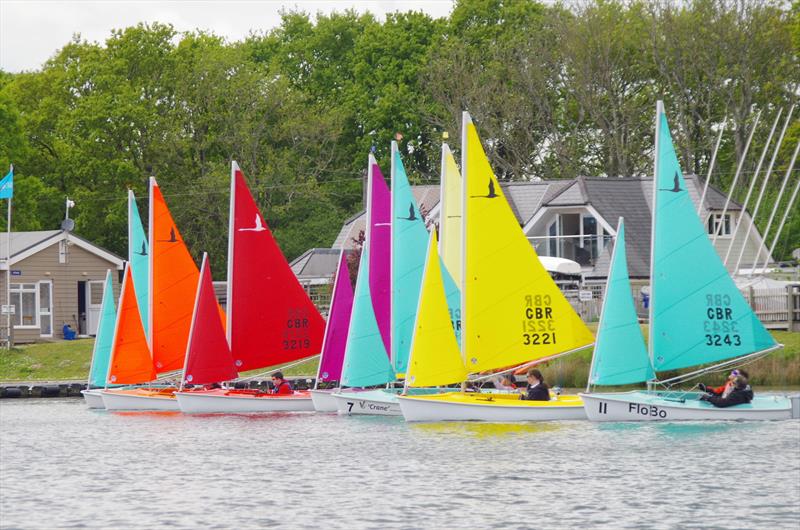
{"left": 398, "top": 203, "right": 418, "bottom": 221}
{"left": 659, "top": 171, "right": 683, "bottom": 193}
{"left": 134, "top": 242, "right": 147, "bottom": 256}
{"left": 159, "top": 227, "right": 178, "bottom": 242}
{"left": 472, "top": 179, "right": 498, "bottom": 199}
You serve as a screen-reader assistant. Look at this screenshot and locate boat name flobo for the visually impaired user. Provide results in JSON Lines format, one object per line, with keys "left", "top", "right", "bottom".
{"left": 627, "top": 402, "right": 667, "bottom": 418}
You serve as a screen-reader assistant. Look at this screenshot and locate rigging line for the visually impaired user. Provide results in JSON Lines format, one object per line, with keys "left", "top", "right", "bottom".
{"left": 698, "top": 118, "right": 726, "bottom": 216}
{"left": 712, "top": 110, "right": 761, "bottom": 244}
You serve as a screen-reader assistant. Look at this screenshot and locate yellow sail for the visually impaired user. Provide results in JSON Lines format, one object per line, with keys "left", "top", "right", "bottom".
{"left": 407, "top": 229, "right": 468, "bottom": 387}
{"left": 462, "top": 113, "right": 594, "bottom": 373}
{"left": 439, "top": 143, "right": 462, "bottom": 286}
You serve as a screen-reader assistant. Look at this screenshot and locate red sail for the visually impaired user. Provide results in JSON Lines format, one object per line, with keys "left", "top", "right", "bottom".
{"left": 182, "top": 254, "right": 239, "bottom": 386}
{"left": 227, "top": 162, "right": 325, "bottom": 370}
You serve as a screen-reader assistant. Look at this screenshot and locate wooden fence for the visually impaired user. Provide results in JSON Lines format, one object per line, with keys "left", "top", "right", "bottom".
{"left": 572, "top": 283, "right": 800, "bottom": 331}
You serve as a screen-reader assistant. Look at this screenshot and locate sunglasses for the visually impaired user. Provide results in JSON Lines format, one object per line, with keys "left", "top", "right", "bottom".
{"left": 730, "top": 370, "right": 740, "bottom": 377}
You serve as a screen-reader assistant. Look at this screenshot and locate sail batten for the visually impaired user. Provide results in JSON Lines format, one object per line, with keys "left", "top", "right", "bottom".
{"left": 649, "top": 103, "right": 777, "bottom": 373}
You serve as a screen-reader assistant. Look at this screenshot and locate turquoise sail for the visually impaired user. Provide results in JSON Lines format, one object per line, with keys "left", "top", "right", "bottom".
{"left": 87, "top": 271, "right": 117, "bottom": 388}
{"left": 340, "top": 245, "right": 395, "bottom": 387}
{"left": 390, "top": 143, "right": 430, "bottom": 375}
{"left": 128, "top": 191, "right": 149, "bottom": 335}
{"left": 589, "top": 219, "right": 654, "bottom": 385}
{"left": 650, "top": 103, "right": 776, "bottom": 372}
{"left": 440, "top": 258, "right": 461, "bottom": 347}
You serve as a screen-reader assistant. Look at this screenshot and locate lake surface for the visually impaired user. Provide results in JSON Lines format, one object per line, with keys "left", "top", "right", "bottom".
{"left": 1, "top": 398, "right": 799, "bottom": 529}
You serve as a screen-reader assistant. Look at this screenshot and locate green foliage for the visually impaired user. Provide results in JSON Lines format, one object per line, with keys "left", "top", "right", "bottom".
{"left": 0, "top": 0, "right": 797, "bottom": 269}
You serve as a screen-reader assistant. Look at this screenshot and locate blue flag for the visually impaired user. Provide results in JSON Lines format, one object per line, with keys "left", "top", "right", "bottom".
{"left": 0, "top": 167, "right": 12, "bottom": 199}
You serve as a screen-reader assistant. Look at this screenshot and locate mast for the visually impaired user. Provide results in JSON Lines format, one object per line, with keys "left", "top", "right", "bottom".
{"left": 647, "top": 101, "right": 662, "bottom": 376}
{"left": 759, "top": 142, "right": 800, "bottom": 273}
{"left": 389, "top": 141, "right": 397, "bottom": 371}
{"left": 226, "top": 162, "right": 236, "bottom": 349}
{"left": 697, "top": 120, "right": 726, "bottom": 216}
{"left": 147, "top": 177, "right": 155, "bottom": 352}
{"left": 459, "top": 111, "right": 469, "bottom": 368}
{"left": 439, "top": 142, "right": 448, "bottom": 255}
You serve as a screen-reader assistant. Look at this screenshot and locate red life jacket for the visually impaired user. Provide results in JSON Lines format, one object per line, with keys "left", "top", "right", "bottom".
{"left": 272, "top": 380, "right": 293, "bottom": 395}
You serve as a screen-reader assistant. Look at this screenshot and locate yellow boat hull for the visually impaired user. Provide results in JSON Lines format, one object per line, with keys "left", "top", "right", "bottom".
{"left": 397, "top": 392, "right": 586, "bottom": 422}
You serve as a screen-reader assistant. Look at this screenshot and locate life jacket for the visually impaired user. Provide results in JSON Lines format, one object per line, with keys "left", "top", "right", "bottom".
{"left": 272, "top": 380, "right": 293, "bottom": 395}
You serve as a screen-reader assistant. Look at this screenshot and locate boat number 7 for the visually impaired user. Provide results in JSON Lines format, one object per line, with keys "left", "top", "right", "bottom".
{"left": 347, "top": 401, "right": 354, "bottom": 413}
{"left": 598, "top": 402, "right": 608, "bottom": 414}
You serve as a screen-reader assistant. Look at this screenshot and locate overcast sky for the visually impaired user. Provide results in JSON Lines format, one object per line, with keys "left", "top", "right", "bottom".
{"left": 0, "top": 0, "right": 455, "bottom": 72}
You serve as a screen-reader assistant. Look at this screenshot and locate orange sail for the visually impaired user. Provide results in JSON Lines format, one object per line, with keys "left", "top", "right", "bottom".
{"left": 108, "top": 265, "right": 156, "bottom": 385}
{"left": 149, "top": 177, "right": 202, "bottom": 372}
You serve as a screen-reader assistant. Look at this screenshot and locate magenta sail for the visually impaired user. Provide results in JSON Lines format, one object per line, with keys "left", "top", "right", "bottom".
{"left": 317, "top": 251, "right": 355, "bottom": 382}
{"left": 368, "top": 161, "right": 392, "bottom": 356}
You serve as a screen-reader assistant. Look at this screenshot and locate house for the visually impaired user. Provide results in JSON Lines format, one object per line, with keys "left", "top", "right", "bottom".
{"left": 289, "top": 247, "right": 352, "bottom": 313}
{"left": 0, "top": 230, "right": 124, "bottom": 343}
{"left": 329, "top": 175, "right": 772, "bottom": 282}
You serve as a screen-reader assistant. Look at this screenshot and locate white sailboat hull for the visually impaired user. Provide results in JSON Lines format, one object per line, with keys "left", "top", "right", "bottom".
{"left": 580, "top": 391, "right": 795, "bottom": 422}
{"left": 333, "top": 390, "right": 402, "bottom": 416}
{"left": 81, "top": 389, "right": 105, "bottom": 409}
{"left": 398, "top": 393, "right": 587, "bottom": 422}
{"left": 175, "top": 391, "right": 315, "bottom": 413}
{"left": 310, "top": 389, "right": 340, "bottom": 412}
{"left": 101, "top": 390, "right": 179, "bottom": 411}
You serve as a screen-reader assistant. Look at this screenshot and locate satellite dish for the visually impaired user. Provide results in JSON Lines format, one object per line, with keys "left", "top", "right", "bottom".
{"left": 61, "top": 219, "right": 75, "bottom": 232}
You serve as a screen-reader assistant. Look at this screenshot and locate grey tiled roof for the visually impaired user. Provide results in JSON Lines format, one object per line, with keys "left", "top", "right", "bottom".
{"left": 290, "top": 247, "right": 345, "bottom": 278}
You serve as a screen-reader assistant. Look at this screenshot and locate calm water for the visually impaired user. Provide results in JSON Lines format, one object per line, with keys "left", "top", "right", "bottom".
{"left": 1, "top": 398, "right": 799, "bottom": 529}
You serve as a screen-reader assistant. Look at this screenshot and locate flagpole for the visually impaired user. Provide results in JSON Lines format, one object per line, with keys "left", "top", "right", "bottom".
{"left": 6, "top": 182, "right": 11, "bottom": 349}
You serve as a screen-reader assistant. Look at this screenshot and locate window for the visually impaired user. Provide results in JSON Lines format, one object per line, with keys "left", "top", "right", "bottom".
{"left": 10, "top": 281, "right": 53, "bottom": 335}
{"left": 548, "top": 220, "right": 558, "bottom": 257}
{"left": 10, "top": 283, "right": 38, "bottom": 328}
{"left": 582, "top": 215, "right": 598, "bottom": 261}
{"left": 707, "top": 213, "right": 731, "bottom": 236}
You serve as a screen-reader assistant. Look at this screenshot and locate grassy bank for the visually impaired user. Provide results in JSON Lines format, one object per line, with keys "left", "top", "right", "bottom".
{"left": 1, "top": 330, "right": 798, "bottom": 386}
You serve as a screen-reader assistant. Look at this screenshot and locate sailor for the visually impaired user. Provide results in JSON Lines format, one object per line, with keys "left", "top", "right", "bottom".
{"left": 699, "top": 371, "right": 753, "bottom": 408}
{"left": 270, "top": 371, "right": 294, "bottom": 395}
{"left": 493, "top": 373, "right": 517, "bottom": 391}
{"left": 519, "top": 369, "right": 550, "bottom": 401}
{"left": 698, "top": 369, "right": 747, "bottom": 399}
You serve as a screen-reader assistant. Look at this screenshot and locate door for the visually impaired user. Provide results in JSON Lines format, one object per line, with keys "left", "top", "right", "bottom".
{"left": 86, "top": 280, "right": 105, "bottom": 336}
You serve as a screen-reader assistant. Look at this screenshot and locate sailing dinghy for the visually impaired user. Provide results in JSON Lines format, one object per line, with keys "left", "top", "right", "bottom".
{"left": 333, "top": 149, "right": 453, "bottom": 416}
{"left": 175, "top": 162, "right": 323, "bottom": 413}
{"left": 580, "top": 102, "right": 797, "bottom": 421}
{"left": 100, "top": 264, "right": 175, "bottom": 410}
{"left": 310, "top": 250, "right": 355, "bottom": 412}
{"left": 398, "top": 112, "right": 594, "bottom": 422}
{"left": 81, "top": 270, "right": 116, "bottom": 408}
{"left": 101, "top": 178, "right": 200, "bottom": 410}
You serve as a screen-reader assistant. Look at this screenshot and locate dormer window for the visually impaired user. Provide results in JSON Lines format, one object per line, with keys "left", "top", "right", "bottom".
{"left": 707, "top": 213, "right": 732, "bottom": 237}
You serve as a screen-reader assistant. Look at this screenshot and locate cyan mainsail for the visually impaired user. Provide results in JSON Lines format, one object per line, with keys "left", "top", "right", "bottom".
{"left": 390, "top": 142, "right": 429, "bottom": 375}
{"left": 650, "top": 101, "right": 777, "bottom": 372}
{"left": 86, "top": 271, "right": 117, "bottom": 388}
{"left": 588, "top": 219, "right": 654, "bottom": 386}
{"left": 128, "top": 190, "right": 149, "bottom": 334}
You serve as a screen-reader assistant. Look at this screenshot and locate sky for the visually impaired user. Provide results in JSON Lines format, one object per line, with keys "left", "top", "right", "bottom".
{"left": 0, "top": 0, "right": 456, "bottom": 72}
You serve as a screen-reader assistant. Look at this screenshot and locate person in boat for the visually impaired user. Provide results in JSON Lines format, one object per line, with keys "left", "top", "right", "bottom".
{"left": 493, "top": 373, "right": 517, "bottom": 391}
{"left": 519, "top": 369, "right": 550, "bottom": 401}
{"left": 698, "top": 369, "right": 747, "bottom": 398}
{"left": 699, "top": 372, "right": 753, "bottom": 408}
{"left": 271, "top": 372, "right": 293, "bottom": 395}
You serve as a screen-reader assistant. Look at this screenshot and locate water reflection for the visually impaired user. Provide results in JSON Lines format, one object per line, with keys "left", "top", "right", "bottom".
{"left": 410, "top": 421, "right": 565, "bottom": 438}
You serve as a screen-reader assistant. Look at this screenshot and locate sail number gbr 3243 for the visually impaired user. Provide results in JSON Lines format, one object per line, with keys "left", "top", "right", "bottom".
{"left": 703, "top": 293, "right": 741, "bottom": 347}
